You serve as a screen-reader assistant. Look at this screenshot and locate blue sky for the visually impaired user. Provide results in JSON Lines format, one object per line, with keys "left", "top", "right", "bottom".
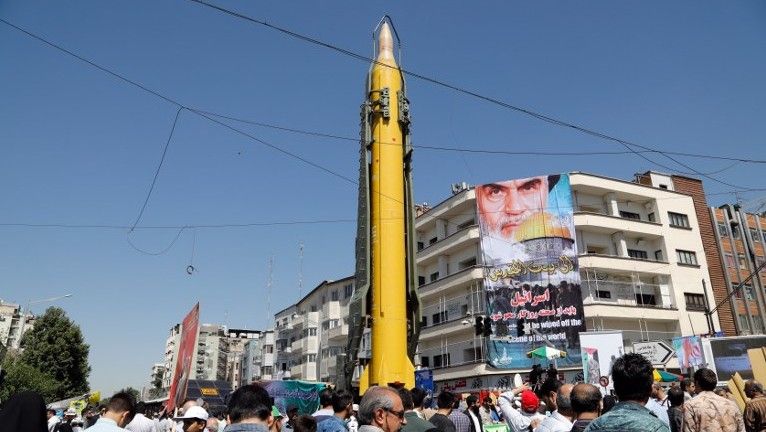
{"left": 1, "top": 1, "right": 764, "bottom": 396}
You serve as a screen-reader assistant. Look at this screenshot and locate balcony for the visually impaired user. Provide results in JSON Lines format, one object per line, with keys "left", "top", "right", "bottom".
{"left": 418, "top": 266, "right": 484, "bottom": 299}
{"left": 574, "top": 212, "right": 662, "bottom": 238}
{"left": 417, "top": 225, "right": 480, "bottom": 266}
{"left": 291, "top": 338, "right": 304, "bottom": 354}
{"left": 327, "top": 324, "right": 349, "bottom": 342}
{"left": 579, "top": 253, "right": 670, "bottom": 275}
{"left": 582, "top": 279, "right": 672, "bottom": 309}
{"left": 419, "top": 338, "right": 484, "bottom": 370}
{"left": 419, "top": 317, "right": 473, "bottom": 341}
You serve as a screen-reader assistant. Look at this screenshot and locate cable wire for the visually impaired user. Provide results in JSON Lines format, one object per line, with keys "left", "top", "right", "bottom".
{"left": 130, "top": 107, "right": 184, "bottom": 231}
{"left": 183, "top": 0, "right": 757, "bottom": 189}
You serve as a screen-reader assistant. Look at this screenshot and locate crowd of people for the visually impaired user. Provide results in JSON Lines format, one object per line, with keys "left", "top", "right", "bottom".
{"left": 2, "top": 352, "right": 766, "bottom": 432}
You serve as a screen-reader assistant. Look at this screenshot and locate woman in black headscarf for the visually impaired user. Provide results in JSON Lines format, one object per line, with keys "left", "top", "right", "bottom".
{"left": 0, "top": 390, "right": 48, "bottom": 432}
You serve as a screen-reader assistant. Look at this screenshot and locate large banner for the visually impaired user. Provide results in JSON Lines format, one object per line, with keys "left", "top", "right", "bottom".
{"left": 672, "top": 336, "right": 704, "bottom": 370}
{"left": 477, "top": 174, "right": 586, "bottom": 369}
{"left": 167, "top": 303, "right": 200, "bottom": 413}
{"left": 260, "top": 380, "right": 326, "bottom": 415}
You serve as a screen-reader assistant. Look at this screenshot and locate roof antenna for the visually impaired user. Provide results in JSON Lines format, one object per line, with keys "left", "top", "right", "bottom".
{"left": 266, "top": 256, "right": 273, "bottom": 329}
{"left": 298, "top": 242, "right": 304, "bottom": 298}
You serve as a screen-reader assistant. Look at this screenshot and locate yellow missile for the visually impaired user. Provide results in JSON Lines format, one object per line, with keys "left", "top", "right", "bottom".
{"left": 361, "top": 20, "right": 415, "bottom": 391}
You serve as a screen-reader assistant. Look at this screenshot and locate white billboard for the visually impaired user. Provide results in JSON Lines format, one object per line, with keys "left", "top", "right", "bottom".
{"left": 579, "top": 331, "right": 624, "bottom": 394}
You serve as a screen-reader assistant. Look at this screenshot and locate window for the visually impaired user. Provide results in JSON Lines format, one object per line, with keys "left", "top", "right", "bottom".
{"left": 321, "top": 295, "right": 326, "bottom": 304}
{"left": 635, "top": 293, "right": 657, "bottom": 306}
{"left": 677, "top": 250, "right": 698, "bottom": 265}
{"left": 684, "top": 293, "right": 706, "bottom": 311}
{"left": 620, "top": 211, "right": 641, "bottom": 220}
{"left": 659, "top": 184, "right": 668, "bottom": 190}
{"left": 430, "top": 272, "right": 439, "bottom": 282}
{"left": 738, "top": 254, "right": 747, "bottom": 270}
{"left": 750, "top": 228, "right": 761, "bottom": 242}
{"left": 668, "top": 212, "right": 690, "bottom": 228}
{"left": 344, "top": 284, "right": 353, "bottom": 299}
{"left": 307, "top": 354, "right": 317, "bottom": 363}
{"left": 262, "top": 366, "right": 273, "bottom": 375}
{"left": 420, "top": 357, "right": 430, "bottom": 368}
{"left": 459, "top": 257, "right": 477, "bottom": 270}
{"left": 724, "top": 253, "right": 736, "bottom": 268}
{"left": 648, "top": 212, "right": 656, "bottom": 222}
{"left": 432, "top": 311, "right": 448, "bottom": 325}
{"left": 596, "top": 290, "right": 611, "bottom": 299}
{"left": 457, "top": 218, "right": 475, "bottom": 229}
{"left": 717, "top": 223, "right": 728, "bottom": 237}
{"left": 654, "top": 250, "right": 664, "bottom": 261}
{"left": 429, "top": 237, "right": 438, "bottom": 245}
{"left": 461, "top": 304, "right": 469, "bottom": 316}
{"left": 418, "top": 276, "right": 426, "bottom": 286}
{"left": 421, "top": 316, "right": 427, "bottom": 327}
{"left": 331, "top": 290, "right": 339, "bottom": 301}
{"left": 628, "top": 249, "right": 648, "bottom": 260}
{"left": 733, "top": 228, "right": 741, "bottom": 239}
{"left": 433, "top": 353, "right": 451, "bottom": 368}
{"left": 308, "top": 328, "right": 317, "bottom": 336}
{"left": 744, "top": 285, "right": 755, "bottom": 300}
{"left": 265, "top": 345, "right": 274, "bottom": 354}
{"left": 417, "top": 241, "right": 424, "bottom": 251}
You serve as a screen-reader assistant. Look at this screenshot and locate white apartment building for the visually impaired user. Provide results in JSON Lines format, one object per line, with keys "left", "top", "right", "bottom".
{"left": 161, "top": 323, "right": 265, "bottom": 389}
{"left": 225, "top": 328, "right": 263, "bottom": 390}
{"left": 162, "top": 323, "right": 182, "bottom": 389}
{"left": 261, "top": 329, "right": 275, "bottom": 381}
{"left": 274, "top": 305, "right": 297, "bottom": 380}
{"left": 238, "top": 330, "right": 275, "bottom": 385}
{"left": 274, "top": 277, "right": 355, "bottom": 383}
{"left": 415, "top": 171, "right": 719, "bottom": 389}
{"left": 0, "top": 301, "right": 34, "bottom": 350}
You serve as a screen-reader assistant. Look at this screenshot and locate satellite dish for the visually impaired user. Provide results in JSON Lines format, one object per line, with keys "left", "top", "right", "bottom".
{"left": 513, "top": 373, "right": 523, "bottom": 388}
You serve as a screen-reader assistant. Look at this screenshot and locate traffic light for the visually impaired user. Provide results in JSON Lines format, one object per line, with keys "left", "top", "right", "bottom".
{"left": 516, "top": 318, "right": 526, "bottom": 337}
{"left": 483, "top": 317, "right": 492, "bottom": 337}
{"left": 474, "top": 316, "right": 483, "bottom": 336}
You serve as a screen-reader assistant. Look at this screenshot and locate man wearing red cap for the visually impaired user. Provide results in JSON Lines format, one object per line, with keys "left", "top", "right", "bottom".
{"left": 497, "top": 385, "right": 545, "bottom": 432}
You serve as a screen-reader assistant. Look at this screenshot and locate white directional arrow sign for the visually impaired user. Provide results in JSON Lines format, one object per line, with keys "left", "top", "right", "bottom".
{"left": 633, "top": 340, "right": 674, "bottom": 365}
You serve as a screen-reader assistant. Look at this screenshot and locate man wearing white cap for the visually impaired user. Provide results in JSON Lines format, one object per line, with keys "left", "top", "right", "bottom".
{"left": 174, "top": 406, "right": 209, "bottom": 432}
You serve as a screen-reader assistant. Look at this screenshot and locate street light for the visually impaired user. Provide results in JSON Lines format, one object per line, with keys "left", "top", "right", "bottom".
{"left": 27, "top": 293, "right": 74, "bottom": 315}
{"left": 15, "top": 293, "right": 74, "bottom": 349}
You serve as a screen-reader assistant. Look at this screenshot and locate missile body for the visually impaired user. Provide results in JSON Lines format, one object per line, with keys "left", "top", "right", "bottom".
{"left": 343, "top": 18, "right": 420, "bottom": 394}
{"left": 366, "top": 22, "right": 413, "bottom": 390}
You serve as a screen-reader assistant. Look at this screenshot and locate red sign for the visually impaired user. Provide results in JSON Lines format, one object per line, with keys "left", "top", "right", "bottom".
{"left": 166, "top": 303, "right": 200, "bottom": 413}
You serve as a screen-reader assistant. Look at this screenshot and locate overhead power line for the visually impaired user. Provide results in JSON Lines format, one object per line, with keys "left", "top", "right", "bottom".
{"left": 183, "top": 0, "right": 756, "bottom": 189}
{"left": 199, "top": 110, "right": 766, "bottom": 164}
{"left": 1, "top": 15, "right": 762, "bottom": 185}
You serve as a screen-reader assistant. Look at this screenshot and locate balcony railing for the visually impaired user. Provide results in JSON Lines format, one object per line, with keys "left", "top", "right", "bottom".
{"left": 581, "top": 279, "right": 673, "bottom": 309}
{"left": 419, "top": 339, "right": 484, "bottom": 370}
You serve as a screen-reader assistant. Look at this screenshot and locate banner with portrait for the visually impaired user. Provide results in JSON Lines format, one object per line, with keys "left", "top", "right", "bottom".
{"left": 672, "top": 335, "right": 704, "bottom": 370}
{"left": 166, "top": 303, "right": 200, "bottom": 413}
{"left": 476, "top": 174, "right": 586, "bottom": 369}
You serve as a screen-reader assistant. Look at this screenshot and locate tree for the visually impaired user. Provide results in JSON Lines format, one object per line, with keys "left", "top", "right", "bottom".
{"left": 0, "top": 352, "right": 59, "bottom": 403}
{"left": 151, "top": 369, "right": 164, "bottom": 389}
{"left": 116, "top": 386, "right": 141, "bottom": 403}
{"left": 20, "top": 306, "right": 91, "bottom": 400}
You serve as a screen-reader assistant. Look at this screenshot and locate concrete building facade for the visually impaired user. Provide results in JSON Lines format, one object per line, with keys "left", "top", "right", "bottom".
{"left": 273, "top": 277, "right": 355, "bottom": 383}
{"left": 415, "top": 171, "right": 720, "bottom": 388}
{"left": 0, "top": 301, "right": 34, "bottom": 351}
{"left": 710, "top": 205, "right": 766, "bottom": 335}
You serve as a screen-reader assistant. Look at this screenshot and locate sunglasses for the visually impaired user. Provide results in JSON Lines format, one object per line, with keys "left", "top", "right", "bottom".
{"left": 385, "top": 408, "right": 405, "bottom": 420}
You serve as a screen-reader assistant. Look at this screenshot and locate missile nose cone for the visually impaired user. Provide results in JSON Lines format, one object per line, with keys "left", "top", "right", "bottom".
{"left": 376, "top": 21, "right": 395, "bottom": 61}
